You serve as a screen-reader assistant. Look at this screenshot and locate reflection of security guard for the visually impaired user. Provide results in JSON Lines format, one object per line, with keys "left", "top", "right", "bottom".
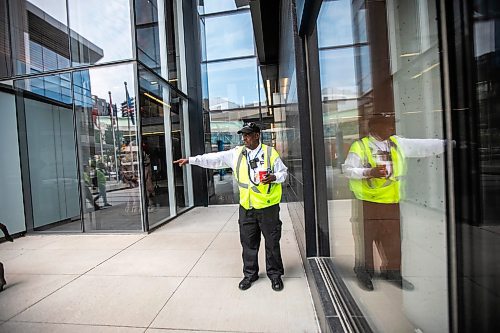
{"left": 174, "top": 122, "right": 288, "bottom": 292}
{"left": 344, "top": 115, "right": 445, "bottom": 291}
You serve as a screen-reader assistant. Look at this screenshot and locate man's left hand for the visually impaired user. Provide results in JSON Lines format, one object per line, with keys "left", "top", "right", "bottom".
{"left": 261, "top": 174, "right": 276, "bottom": 184}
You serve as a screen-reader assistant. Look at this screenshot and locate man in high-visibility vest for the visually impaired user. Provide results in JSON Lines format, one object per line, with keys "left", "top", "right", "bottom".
{"left": 344, "top": 114, "right": 445, "bottom": 291}
{"left": 174, "top": 122, "right": 288, "bottom": 291}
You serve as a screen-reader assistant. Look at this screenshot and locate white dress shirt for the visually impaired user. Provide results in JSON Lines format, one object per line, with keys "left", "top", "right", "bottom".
{"left": 343, "top": 135, "right": 446, "bottom": 179}
{"left": 189, "top": 143, "right": 288, "bottom": 184}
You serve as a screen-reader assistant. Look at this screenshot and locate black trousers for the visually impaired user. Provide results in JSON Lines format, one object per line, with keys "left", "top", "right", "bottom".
{"left": 238, "top": 204, "right": 284, "bottom": 279}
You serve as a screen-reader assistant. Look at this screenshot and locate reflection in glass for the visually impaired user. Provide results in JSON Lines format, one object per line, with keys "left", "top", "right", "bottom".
{"left": 8, "top": 0, "right": 71, "bottom": 75}
{"left": 139, "top": 68, "right": 171, "bottom": 226}
{"left": 0, "top": 0, "right": 12, "bottom": 78}
{"left": 170, "top": 91, "right": 189, "bottom": 210}
{"left": 207, "top": 107, "right": 263, "bottom": 205}
{"left": 319, "top": 48, "right": 357, "bottom": 100}
{"left": 318, "top": 0, "right": 449, "bottom": 332}
{"left": 205, "top": 12, "right": 254, "bottom": 61}
{"left": 462, "top": 1, "right": 500, "bottom": 329}
{"left": 74, "top": 64, "right": 142, "bottom": 231}
{"left": 317, "top": 0, "right": 354, "bottom": 47}
{"left": 135, "top": 0, "right": 181, "bottom": 89}
{"left": 68, "top": 0, "right": 133, "bottom": 66}
{"left": 15, "top": 73, "right": 80, "bottom": 231}
{"left": 203, "top": 0, "right": 249, "bottom": 14}
{"left": 207, "top": 58, "right": 260, "bottom": 110}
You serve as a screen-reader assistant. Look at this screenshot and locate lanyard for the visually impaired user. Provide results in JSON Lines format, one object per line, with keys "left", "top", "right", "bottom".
{"left": 246, "top": 145, "right": 263, "bottom": 186}
{"left": 247, "top": 145, "right": 262, "bottom": 161}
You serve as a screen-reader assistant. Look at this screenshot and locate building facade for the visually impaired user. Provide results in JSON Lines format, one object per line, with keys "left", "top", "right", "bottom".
{"left": 270, "top": 0, "right": 500, "bottom": 332}
{"left": 0, "top": 0, "right": 206, "bottom": 233}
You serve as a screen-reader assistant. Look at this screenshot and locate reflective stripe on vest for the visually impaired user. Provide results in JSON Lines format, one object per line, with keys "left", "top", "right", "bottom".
{"left": 348, "top": 136, "right": 406, "bottom": 204}
{"left": 235, "top": 144, "right": 282, "bottom": 209}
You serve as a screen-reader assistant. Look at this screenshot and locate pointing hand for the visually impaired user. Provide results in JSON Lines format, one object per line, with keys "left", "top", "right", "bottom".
{"left": 174, "top": 158, "right": 189, "bottom": 167}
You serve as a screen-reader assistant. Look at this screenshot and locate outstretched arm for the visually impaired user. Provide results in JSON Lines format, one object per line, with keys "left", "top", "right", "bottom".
{"left": 173, "top": 158, "right": 189, "bottom": 167}
{"left": 174, "top": 149, "right": 235, "bottom": 169}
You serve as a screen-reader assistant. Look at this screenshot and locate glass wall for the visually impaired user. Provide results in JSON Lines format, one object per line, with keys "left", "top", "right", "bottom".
{"left": 170, "top": 90, "right": 190, "bottom": 210}
{"left": 3, "top": 0, "right": 134, "bottom": 77}
{"left": 199, "top": 5, "right": 271, "bottom": 204}
{"left": 318, "top": 0, "right": 448, "bottom": 332}
{"left": 135, "top": 0, "right": 183, "bottom": 90}
{"left": 139, "top": 65, "right": 191, "bottom": 227}
{"left": 460, "top": 0, "right": 500, "bottom": 330}
{"left": 139, "top": 67, "right": 171, "bottom": 226}
{"left": 8, "top": 0, "right": 71, "bottom": 76}
{"left": 15, "top": 73, "right": 80, "bottom": 231}
{"left": 75, "top": 63, "right": 142, "bottom": 231}
{"left": 0, "top": 0, "right": 193, "bottom": 233}
{"left": 0, "top": 88, "right": 26, "bottom": 234}
{"left": 68, "top": 0, "right": 133, "bottom": 66}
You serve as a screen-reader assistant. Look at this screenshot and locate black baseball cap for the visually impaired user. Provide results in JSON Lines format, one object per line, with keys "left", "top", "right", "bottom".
{"left": 237, "top": 122, "right": 261, "bottom": 134}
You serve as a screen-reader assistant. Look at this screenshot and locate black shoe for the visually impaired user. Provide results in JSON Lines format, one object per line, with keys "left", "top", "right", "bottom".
{"left": 0, "top": 224, "right": 13, "bottom": 242}
{"left": 271, "top": 277, "right": 284, "bottom": 291}
{"left": 356, "top": 273, "right": 374, "bottom": 291}
{"left": 104, "top": 203, "right": 112, "bottom": 207}
{"left": 381, "top": 271, "right": 414, "bottom": 291}
{"left": 239, "top": 276, "right": 258, "bottom": 290}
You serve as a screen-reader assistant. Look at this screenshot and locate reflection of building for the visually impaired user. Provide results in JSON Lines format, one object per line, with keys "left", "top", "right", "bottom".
{"left": 11, "top": 1, "right": 103, "bottom": 74}
{"left": 1, "top": 1, "right": 195, "bottom": 235}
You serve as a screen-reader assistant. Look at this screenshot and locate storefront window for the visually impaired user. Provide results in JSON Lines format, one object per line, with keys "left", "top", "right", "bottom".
{"left": 318, "top": 0, "right": 449, "bottom": 332}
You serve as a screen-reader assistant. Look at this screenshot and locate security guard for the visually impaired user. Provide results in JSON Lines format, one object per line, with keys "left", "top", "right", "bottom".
{"left": 174, "top": 122, "right": 288, "bottom": 291}
{"left": 344, "top": 114, "right": 445, "bottom": 291}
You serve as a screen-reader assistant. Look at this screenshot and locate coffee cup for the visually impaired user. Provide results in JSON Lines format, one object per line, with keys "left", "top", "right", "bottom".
{"left": 258, "top": 170, "right": 268, "bottom": 182}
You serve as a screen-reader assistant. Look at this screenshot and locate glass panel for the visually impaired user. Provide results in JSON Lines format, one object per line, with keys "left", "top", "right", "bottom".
{"left": 317, "top": 0, "right": 354, "bottom": 47}
{"left": 74, "top": 64, "right": 142, "bottom": 231}
{"left": 461, "top": 1, "right": 500, "bottom": 330}
{"left": 207, "top": 58, "right": 260, "bottom": 110}
{"left": 139, "top": 67, "right": 172, "bottom": 226}
{"left": 170, "top": 91, "right": 189, "bottom": 211}
{"left": 0, "top": 0, "right": 13, "bottom": 78}
{"left": 135, "top": 0, "right": 161, "bottom": 73}
{"left": 203, "top": 0, "right": 249, "bottom": 14}
{"left": 207, "top": 107, "right": 261, "bottom": 204}
{"left": 9, "top": 0, "right": 70, "bottom": 75}
{"left": 15, "top": 73, "right": 80, "bottom": 231}
{"left": 205, "top": 12, "right": 254, "bottom": 61}
{"left": 68, "top": 0, "right": 133, "bottom": 66}
{"left": 319, "top": 0, "right": 449, "bottom": 332}
{"left": 135, "top": 0, "right": 181, "bottom": 89}
{"left": 319, "top": 48, "right": 357, "bottom": 100}
{"left": 0, "top": 89, "right": 26, "bottom": 234}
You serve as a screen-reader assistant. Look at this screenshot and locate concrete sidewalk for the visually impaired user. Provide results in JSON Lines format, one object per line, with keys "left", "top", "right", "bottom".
{"left": 0, "top": 204, "right": 319, "bottom": 332}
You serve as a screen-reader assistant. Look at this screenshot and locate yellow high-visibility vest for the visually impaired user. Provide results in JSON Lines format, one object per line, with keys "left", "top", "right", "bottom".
{"left": 348, "top": 136, "right": 405, "bottom": 203}
{"left": 235, "top": 144, "right": 282, "bottom": 209}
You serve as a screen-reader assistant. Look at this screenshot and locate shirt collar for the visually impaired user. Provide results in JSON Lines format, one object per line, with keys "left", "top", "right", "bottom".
{"left": 246, "top": 143, "right": 262, "bottom": 154}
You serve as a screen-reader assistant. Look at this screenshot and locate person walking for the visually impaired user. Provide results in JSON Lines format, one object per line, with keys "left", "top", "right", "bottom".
{"left": 97, "top": 163, "right": 111, "bottom": 207}
{"left": 174, "top": 122, "right": 288, "bottom": 291}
